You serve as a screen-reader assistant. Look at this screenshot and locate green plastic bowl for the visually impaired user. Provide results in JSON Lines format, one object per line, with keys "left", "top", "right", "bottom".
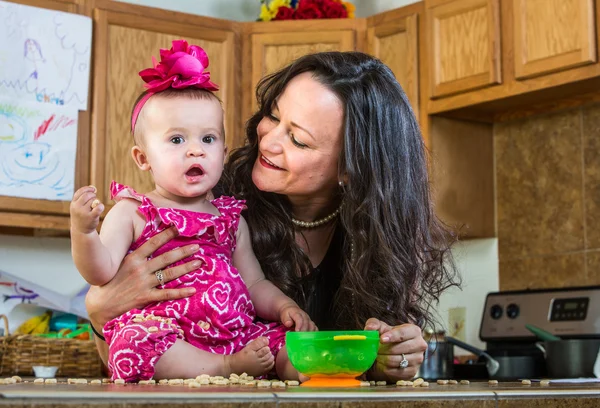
{"left": 286, "top": 330, "right": 379, "bottom": 377}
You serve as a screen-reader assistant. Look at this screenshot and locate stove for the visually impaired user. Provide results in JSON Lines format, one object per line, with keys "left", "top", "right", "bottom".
{"left": 456, "top": 285, "right": 600, "bottom": 380}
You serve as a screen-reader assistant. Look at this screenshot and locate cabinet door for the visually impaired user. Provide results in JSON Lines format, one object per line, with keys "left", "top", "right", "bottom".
{"left": 91, "top": 8, "right": 235, "bottom": 208}
{"left": 428, "top": 0, "right": 501, "bottom": 98}
{"left": 0, "top": 0, "right": 87, "bottom": 223}
{"left": 250, "top": 30, "right": 355, "bottom": 111}
{"left": 367, "top": 14, "right": 419, "bottom": 119}
{"left": 513, "top": 0, "right": 597, "bottom": 79}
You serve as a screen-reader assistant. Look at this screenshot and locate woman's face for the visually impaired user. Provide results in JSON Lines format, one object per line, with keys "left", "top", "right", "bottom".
{"left": 252, "top": 72, "right": 344, "bottom": 201}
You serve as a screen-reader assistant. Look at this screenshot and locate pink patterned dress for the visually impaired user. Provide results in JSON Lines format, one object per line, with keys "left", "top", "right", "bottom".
{"left": 103, "top": 182, "right": 288, "bottom": 382}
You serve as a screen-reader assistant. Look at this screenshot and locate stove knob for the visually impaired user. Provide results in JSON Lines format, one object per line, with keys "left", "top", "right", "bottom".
{"left": 490, "top": 304, "right": 503, "bottom": 319}
{"left": 506, "top": 303, "right": 520, "bottom": 319}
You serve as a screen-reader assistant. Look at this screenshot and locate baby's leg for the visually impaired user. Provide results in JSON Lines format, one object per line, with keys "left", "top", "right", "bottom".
{"left": 275, "top": 345, "right": 300, "bottom": 381}
{"left": 155, "top": 336, "right": 274, "bottom": 379}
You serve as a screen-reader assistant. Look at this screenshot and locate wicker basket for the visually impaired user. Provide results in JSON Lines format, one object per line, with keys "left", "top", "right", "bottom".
{"left": 0, "top": 315, "right": 103, "bottom": 377}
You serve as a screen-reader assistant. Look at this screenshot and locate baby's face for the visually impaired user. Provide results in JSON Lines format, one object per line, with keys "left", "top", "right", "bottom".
{"left": 132, "top": 95, "right": 226, "bottom": 201}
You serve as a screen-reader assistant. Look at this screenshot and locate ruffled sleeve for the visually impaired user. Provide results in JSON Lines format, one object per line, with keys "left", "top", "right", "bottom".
{"left": 110, "top": 181, "right": 157, "bottom": 225}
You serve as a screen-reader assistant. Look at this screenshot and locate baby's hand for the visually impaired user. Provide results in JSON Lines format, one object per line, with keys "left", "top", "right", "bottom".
{"left": 279, "top": 302, "right": 317, "bottom": 332}
{"left": 70, "top": 185, "right": 104, "bottom": 234}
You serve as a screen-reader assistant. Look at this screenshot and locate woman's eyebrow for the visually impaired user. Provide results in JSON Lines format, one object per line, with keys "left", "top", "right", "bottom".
{"left": 273, "top": 101, "right": 315, "bottom": 141}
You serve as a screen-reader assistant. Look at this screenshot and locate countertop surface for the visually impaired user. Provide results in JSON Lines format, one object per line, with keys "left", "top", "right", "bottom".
{"left": 0, "top": 380, "right": 600, "bottom": 402}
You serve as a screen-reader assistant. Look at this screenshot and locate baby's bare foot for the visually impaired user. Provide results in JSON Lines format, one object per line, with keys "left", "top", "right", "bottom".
{"left": 225, "top": 337, "right": 274, "bottom": 377}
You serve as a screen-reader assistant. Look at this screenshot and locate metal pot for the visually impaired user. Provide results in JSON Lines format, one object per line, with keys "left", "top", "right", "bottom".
{"left": 417, "top": 331, "right": 453, "bottom": 380}
{"left": 537, "top": 339, "right": 600, "bottom": 378}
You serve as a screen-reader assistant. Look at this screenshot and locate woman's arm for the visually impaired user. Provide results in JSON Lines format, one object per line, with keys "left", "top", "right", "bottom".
{"left": 85, "top": 227, "right": 201, "bottom": 356}
{"left": 364, "top": 318, "right": 427, "bottom": 381}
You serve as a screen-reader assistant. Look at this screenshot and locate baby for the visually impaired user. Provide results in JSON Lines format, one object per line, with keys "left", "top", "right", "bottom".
{"left": 70, "top": 40, "right": 314, "bottom": 382}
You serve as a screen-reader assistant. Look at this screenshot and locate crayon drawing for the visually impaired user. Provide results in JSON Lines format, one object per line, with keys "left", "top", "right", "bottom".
{"left": 0, "top": 1, "right": 92, "bottom": 110}
{"left": 0, "top": 97, "right": 78, "bottom": 201}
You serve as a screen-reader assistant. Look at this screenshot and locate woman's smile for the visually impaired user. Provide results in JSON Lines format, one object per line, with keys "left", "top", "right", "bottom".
{"left": 259, "top": 154, "right": 284, "bottom": 170}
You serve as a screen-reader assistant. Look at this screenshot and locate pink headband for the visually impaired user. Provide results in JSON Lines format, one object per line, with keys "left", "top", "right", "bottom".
{"left": 131, "top": 39, "right": 219, "bottom": 133}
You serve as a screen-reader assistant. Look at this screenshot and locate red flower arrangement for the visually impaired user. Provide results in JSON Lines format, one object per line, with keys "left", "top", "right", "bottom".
{"left": 259, "top": 0, "right": 355, "bottom": 22}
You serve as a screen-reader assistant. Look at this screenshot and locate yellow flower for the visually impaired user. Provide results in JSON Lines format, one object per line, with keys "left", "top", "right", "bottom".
{"left": 343, "top": 1, "right": 355, "bottom": 18}
{"left": 260, "top": 4, "right": 275, "bottom": 21}
{"left": 269, "top": 0, "right": 291, "bottom": 13}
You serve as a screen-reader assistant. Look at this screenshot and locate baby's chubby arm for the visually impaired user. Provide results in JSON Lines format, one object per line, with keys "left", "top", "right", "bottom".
{"left": 232, "top": 216, "right": 316, "bottom": 331}
{"left": 70, "top": 186, "right": 135, "bottom": 286}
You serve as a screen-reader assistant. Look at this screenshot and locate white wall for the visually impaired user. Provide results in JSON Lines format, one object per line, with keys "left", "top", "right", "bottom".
{"left": 115, "top": 0, "right": 419, "bottom": 20}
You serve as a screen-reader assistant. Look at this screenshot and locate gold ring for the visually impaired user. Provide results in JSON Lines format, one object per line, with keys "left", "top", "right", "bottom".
{"left": 155, "top": 270, "right": 165, "bottom": 286}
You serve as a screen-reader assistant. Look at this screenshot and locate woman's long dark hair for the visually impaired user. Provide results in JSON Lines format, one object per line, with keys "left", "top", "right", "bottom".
{"left": 222, "top": 52, "right": 460, "bottom": 330}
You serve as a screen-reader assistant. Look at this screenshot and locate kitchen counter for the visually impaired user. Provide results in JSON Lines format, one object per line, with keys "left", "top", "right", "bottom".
{"left": 0, "top": 381, "right": 599, "bottom": 407}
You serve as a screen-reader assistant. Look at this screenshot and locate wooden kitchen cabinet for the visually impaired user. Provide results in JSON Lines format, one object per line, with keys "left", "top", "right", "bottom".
{"left": 427, "top": 0, "right": 501, "bottom": 98}
{"left": 89, "top": 1, "right": 237, "bottom": 211}
{"left": 367, "top": 10, "right": 420, "bottom": 119}
{"left": 512, "top": 0, "right": 597, "bottom": 79}
{"left": 243, "top": 19, "right": 363, "bottom": 119}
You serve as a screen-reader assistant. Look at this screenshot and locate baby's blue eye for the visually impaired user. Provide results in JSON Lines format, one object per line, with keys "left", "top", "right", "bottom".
{"left": 170, "top": 136, "right": 184, "bottom": 144}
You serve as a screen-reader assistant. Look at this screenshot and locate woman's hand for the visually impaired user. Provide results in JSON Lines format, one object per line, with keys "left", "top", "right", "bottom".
{"left": 85, "top": 227, "right": 200, "bottom": 329}
{"left": 364, "top": 318, "right": 427, "bottom": 381}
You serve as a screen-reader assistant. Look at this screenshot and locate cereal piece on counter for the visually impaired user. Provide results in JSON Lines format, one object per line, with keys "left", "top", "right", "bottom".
{"left": 67, "top": 378, "right": 77, "bottom": 384}
{"left": 102, "top": 378, "right": 112, "bottom": 383}
{"left": 76, "top": 379, "right": 88, "bottom": 384}
{"left": 488, "top": 380, "right": 498, "bottom": 386}
{"left": 405, "top": 381, "right": 413, "bottom": 386}
{"left": 521, "top": 379, "right": 531, "bottom": 385}
{"left": 540, "top": 380, "right": 551, "bottom": 386}
{"left": 286, "top": 380, "right": 300, "bottom": 386}
{"left": 460, "top": 380, "right": 470, "bottom": 385}
{"left": 369, "top": 380, "right": 376, "bottom": 385}
{"left": 396, "top": 380, "right": 406, "bottom": 386}
{"left": 214, "top": 379, "right": 229, "bottom": 386}
{"left": 183, "top": 379, "right": 194, "bottom": 385}
{"left": 113, "top": 379, "right": 125, "bottom": 385}
{"left": 242, "top": 380, "right": 256, "bottom": 387}
{"left": 168, "top": 379, "right": 184, "bottom": 386}
{"left": 212, "top": 376, "right": 224, "bottom": 380}
{"left": 448, "top": 380, "right": 458, "bottom": 385}
{"left": 196, "top": 374, "right": 210, "bottom": 381}
{"left": 158, "top": 379, "right": 169, "bottom": 385}
{"left": 230, "top": 373, "right": 239, "bottom": 379}
{"left": 246, "top": 376, "right": 254, "bottom": 380}
{"left": 90, "top": 380, "right": 102, "bottom": 385}
{"left": 188, "top": 381, "right": 202, "bottom": 388}
{"left": 360, "top": 381, "right": 371, "bottom": 387}
{"left": 437, "top": 379, "right": 449, "bottom": 385}
{"left": 239, "top": 372, "right": 248, "bottom": 378}
{"left": 198, "top": 379, "right": 210, "bottom": 385}
{"left": 272, "top": 381, "right": 286, "bottom": 388}
{"left": 33, "top": 378, "right": 44, "bottom": 384}
{"left": 229, "top": 378, "right": 240, "bottom": 384}
{"left": 420, "top": 382, "right": 430, "bottom": 387}
{"left": 376, "top": 381, "right": 387, "bottom": 386}
{"left": 412, "top": 378, "right": 424, "bottom": 387}
{"left": 11, "top": 376, "right": 22, "bottom": 383}
{"left": 257, "top": 380, "right": 271, "bottom": 388}
{"left": 44, "top": 379, "right": 57, "bottom": 384}
{"left": 3, "top": 378, "right": 16, "bottom": 384}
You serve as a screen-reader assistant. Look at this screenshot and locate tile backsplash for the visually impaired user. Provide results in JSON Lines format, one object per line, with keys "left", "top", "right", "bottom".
{"left": 495, "top": 103, "right": 600, "bottom": 290}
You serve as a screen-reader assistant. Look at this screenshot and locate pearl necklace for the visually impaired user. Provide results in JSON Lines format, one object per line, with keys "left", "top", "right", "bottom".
{"left": 291, "top": 206, "right": 341, "bottom": 229}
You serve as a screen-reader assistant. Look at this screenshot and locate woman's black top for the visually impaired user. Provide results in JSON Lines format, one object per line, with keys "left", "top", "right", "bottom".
{"left": 299, "top": 225, "right": 345, "bottom": 330}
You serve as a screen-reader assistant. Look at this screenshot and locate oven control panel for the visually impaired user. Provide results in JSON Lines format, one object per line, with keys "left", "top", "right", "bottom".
{"left": 479, "top": 286, "right": 600, "bottom": 341}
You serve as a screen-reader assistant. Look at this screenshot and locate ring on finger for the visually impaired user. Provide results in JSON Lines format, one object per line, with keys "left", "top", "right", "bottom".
{"left": 155, "top": 270, "right": 165, "bottom": 286}
{"left": 399, "top": 353, "right": 409, "bottom": 369}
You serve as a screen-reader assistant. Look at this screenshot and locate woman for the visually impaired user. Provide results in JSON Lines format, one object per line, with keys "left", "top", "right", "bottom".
{"left": 86, "top": 51, "right": 459, "bottom": 381}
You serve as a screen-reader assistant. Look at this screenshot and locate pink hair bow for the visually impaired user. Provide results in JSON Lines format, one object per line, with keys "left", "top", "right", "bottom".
{"left": 131, "top": 40, "right": 220, "bottom": 133}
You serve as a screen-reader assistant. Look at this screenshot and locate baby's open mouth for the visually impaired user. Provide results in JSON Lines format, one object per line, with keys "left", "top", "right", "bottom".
{"left": 186, "top": 166, "right": 204, "bottom": 177}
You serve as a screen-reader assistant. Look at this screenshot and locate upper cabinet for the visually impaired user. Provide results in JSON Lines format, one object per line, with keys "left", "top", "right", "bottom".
{"left": 367, "top": 9, "right": 420, "bottom": 119}
{"left": 512, "top": 0, "right": 597, "bottom": 79}
{"left": 90, "top": 1, "right": 237, "bottom": 210}
{"left": 245, "top": 20, "right": 362, "bottom": 117}
{"left": 427, "top": 0, "right": 501, "bottom": 98}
